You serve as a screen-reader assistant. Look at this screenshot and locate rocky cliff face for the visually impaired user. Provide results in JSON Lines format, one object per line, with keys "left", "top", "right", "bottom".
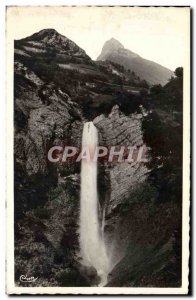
{"left": 94, "top": 105, "right": 147, "bottom": 213}
{"left": 97, "top": 38, "right": 173, "bottom": 86}
{"left": 14, "top": 29, "right": 181, "bottom": 287}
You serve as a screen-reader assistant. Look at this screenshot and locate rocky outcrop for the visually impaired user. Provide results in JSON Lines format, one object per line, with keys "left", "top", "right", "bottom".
{"left": 94, "top": 105, "right": 148, "bottom": 213}
{"left": 14, "top": 34, "right": 86, "bottom": 286}
{"left": 106, "top": 201, "right": 181, "bottom": 287}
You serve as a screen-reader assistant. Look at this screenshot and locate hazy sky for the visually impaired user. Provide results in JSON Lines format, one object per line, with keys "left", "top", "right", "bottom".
{"left": 7, "top": 6, "right": 190, "bottom": 71}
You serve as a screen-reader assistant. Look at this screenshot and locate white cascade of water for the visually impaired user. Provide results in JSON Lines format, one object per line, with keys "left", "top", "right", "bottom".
{"left": 79, "top": 121, "right": 109, "bottom": 286}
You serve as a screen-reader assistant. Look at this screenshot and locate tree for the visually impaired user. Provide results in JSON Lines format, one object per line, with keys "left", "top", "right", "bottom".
{"left": 140, "top": 80, "right": 149, "bottom": 89}
{"left": 141, "top": 67, "right": 183, "bottom": 204}
{"left": 174, "top": 67, "right": 183, "bottom": 78}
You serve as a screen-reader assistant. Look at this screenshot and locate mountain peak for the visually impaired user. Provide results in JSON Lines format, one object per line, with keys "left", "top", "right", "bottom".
{"left": 19, "top": 28, "right": 68, "bottom": 43}
{"left": 105, "top": 38, "right": 124, "bottom": 50}
{"left": 97, "top": 38, "right": 172, "bottom": 85}
{"left": 97, "top": 38, "right": 124, "bottom": 61}
{"left": 39, "top": 28, "right": 58, "bottom": 34}
{"left": 34, "top": 28, "right": 60, "bottom": 38}
{"left": 15, "top": 28, "right": 91, "bottom": 61}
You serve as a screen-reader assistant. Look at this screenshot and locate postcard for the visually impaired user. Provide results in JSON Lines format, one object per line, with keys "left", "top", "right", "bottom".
{"left": 6, "top": 6, "right": 191, "bottom": 295}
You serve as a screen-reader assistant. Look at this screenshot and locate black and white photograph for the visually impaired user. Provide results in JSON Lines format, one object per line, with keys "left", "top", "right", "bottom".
{"left": 6, "top": 6, "right": 190, "bottom": 295}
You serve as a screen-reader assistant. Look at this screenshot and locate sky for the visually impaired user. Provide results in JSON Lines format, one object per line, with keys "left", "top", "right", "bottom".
{"left": 7, "top": 6, "right": 190, "bottom": 71}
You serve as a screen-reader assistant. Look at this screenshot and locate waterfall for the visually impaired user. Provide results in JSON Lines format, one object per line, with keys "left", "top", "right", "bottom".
{"left": 79, "top": 122, "right": 109, "bottom": 286}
